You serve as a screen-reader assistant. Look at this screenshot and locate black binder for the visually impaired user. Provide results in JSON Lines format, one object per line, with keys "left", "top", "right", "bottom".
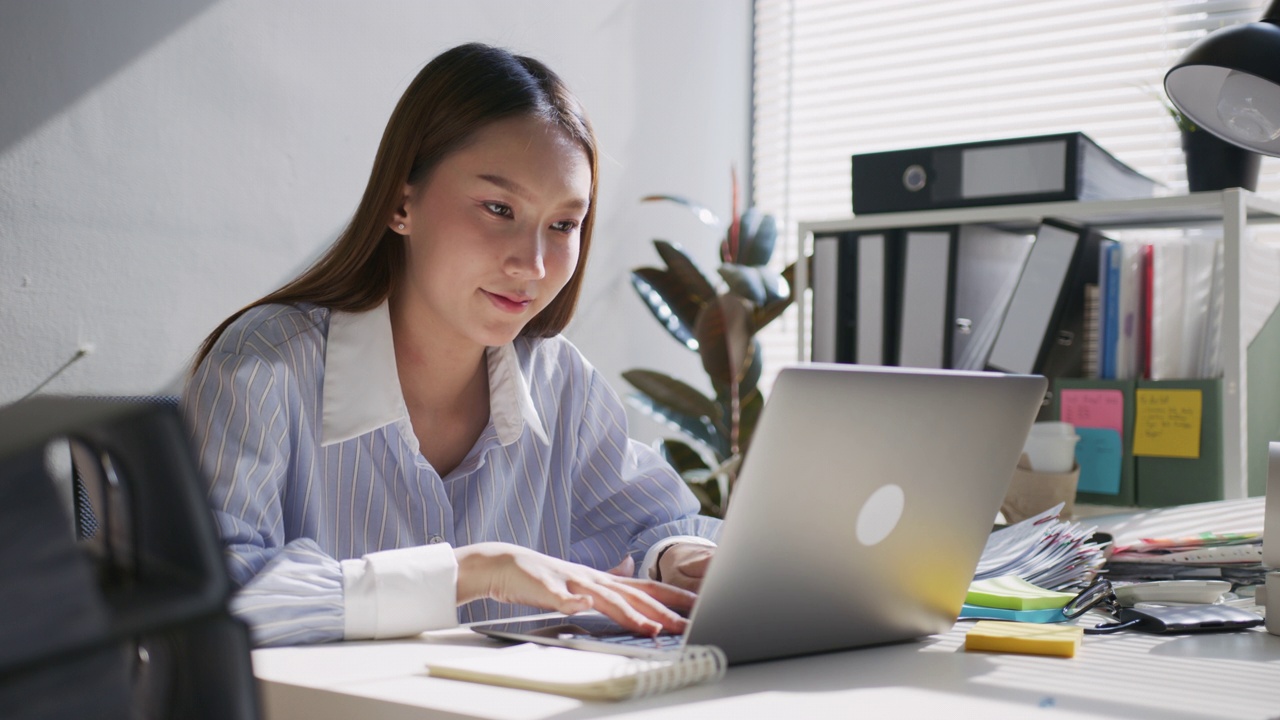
{"left": 851, "top": 133, "right": 1157, "bottom": 215}
{"left": 811, "top": 231, "right": 901, "bottom": 365}
{"left": 896, "top": 227, "right": 958, "bottom": 369}
{"left": 986, "top": 221, "right": 1102, "bottom": 386}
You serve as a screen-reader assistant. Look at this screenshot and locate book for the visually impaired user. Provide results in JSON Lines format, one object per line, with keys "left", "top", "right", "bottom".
{"left": 425, "top": 643, "right": 727, "bottom": 702}
{"left": 964, "top": 621, "right": 1083, "bottom": 658}
{"left": 1099, "top": 239, "right": 1120, "bottom": 378}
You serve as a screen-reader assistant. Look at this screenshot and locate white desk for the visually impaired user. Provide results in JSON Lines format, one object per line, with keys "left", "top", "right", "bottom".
{"left": 254, "top": 615, "right": 1280, "bottom": 720}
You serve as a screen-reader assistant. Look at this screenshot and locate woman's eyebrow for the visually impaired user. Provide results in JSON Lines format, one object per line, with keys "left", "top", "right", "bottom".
{"left": 478, "top": 173, "right": 589, "bottom": 212}
{"left": 478, "top": 173, "right": 531, "bottom": 200}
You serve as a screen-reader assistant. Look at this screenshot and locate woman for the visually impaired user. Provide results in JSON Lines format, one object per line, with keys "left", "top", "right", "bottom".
{"left": 183, "top": 43, "right": 720, "bottom": 647}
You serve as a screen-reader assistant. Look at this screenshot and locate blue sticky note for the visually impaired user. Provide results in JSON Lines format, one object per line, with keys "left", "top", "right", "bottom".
{"left": 958, "top": 604, "right": 1068, "bottom": 624}
{"left": 1075, "top": 427, "right": 1122, "bottom": 495}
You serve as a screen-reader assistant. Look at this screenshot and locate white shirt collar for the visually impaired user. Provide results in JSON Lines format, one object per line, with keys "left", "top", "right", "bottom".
{"left": 321, "top": 302, "right": 549, "bottom": 448}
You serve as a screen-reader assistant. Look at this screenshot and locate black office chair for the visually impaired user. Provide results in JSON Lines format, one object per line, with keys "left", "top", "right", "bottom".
{"left": 0, "top": 396, "right": 259, "bottom": 720}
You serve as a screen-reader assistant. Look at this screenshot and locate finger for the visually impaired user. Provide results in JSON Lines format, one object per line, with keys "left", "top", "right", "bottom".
{"left": 570, "top": 580, "right": 671, "bottom": 636}
{"left": 618, "top": 576, "right": 699, "bottom": 612}
{"left": 601, "top": 579, "right": 690, "bottom": 632}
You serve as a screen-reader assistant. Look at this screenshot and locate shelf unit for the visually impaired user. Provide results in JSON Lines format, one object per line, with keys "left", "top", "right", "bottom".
{"left": 794, "top": 189, "right": 1280, "bottom": 500}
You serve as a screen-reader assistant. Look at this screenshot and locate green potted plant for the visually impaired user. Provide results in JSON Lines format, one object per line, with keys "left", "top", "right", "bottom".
{"left": 623, "top": 175, "right": 797, "bottom": 518}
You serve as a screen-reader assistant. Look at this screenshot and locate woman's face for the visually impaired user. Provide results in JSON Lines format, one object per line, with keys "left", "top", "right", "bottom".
{"left": 393, "top": 114, "right": 591, "bottom": 353}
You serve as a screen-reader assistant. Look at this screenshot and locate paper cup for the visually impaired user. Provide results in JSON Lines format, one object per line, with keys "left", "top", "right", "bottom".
{"left": 1023, "top": 421, "right": 1080, "bottom": 474}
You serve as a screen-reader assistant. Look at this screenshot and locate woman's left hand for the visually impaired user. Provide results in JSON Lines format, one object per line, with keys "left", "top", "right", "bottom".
{"left": 656, "top": 543, "right": 716, "bottom": 592}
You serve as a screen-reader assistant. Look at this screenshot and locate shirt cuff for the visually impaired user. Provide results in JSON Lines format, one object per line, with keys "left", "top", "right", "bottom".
{"left": 641, "top": 535, "right": 718, "bottom": 581}
{"left": 341, "top": 543, "right": 459, "bottom": 640}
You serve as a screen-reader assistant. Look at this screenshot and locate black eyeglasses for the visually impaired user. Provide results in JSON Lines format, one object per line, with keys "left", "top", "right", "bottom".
{"left": 1061, "top": 578, "right": 1144, "bottom": 634}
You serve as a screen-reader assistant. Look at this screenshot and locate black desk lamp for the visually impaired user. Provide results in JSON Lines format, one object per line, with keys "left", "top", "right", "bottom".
{"left": 1165, "top": 0, "right": 1280, "bottom": 157}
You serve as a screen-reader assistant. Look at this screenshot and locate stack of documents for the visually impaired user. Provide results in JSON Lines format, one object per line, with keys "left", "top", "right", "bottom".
{"left": 1087, "top": 497, "right": 1267, "bottom": 584}
{"left": 975, "top": 504, "right": 1107, "bottom": 591}
{"left": 1106, "top": 531, "right": 1266, "bottom": 584}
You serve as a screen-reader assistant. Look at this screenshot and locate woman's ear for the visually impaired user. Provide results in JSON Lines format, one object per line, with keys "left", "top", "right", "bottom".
{"left": 389, "top": 183, "right": 413, "bottom": 235}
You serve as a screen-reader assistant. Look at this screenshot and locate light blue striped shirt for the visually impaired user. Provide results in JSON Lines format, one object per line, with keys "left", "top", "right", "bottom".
{"left": 181, "top": 302, "right": 720, "bottom": 647}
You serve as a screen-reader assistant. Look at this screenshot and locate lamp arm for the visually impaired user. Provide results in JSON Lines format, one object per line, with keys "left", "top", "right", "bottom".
{"left": 1265, "top": 0, "right": 1280, "bottom": 22}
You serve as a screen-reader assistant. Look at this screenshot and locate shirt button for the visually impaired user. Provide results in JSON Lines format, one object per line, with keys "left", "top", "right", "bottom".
{"left": 428, "top": 535, "right": 445, "bottom": 544}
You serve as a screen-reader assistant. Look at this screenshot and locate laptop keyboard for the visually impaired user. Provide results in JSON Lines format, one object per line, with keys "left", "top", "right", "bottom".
{"left": 593, "top": 633, "right": 684, "bottom": 650}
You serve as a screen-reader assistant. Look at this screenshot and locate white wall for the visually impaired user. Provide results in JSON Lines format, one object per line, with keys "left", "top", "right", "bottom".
{"left": 0, "top": 0, "right": 752, "bottom": 444}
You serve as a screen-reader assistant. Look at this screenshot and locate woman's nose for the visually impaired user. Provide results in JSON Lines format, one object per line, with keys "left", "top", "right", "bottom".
{"left": 505, "top": 230, "right": 546, "bottom": 279}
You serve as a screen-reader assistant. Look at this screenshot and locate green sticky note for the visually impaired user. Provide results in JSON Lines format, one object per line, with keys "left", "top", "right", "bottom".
{"left": 966, "top": 576, "right": 1077, "bottom": 611}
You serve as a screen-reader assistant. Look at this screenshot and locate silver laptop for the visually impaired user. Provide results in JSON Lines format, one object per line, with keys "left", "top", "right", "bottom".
{"left": 472, "top": 363, "right": 1047, "bottom": 664}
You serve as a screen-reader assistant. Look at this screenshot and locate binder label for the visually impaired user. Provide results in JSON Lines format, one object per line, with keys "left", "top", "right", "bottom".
{"left": 1133, "top": 389, "right": 1202, "bottom": 459}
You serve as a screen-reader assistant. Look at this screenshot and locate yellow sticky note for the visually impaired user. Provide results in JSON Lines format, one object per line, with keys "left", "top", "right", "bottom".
{"left": 964, "top": 621, "right": 1083, "bottom": 658}
{"left": 1132, "top": 389, "right": 1202, "bottom": 459}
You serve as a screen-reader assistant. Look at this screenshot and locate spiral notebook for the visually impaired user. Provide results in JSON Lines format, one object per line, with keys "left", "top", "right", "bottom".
{"left": 425, "top": 643, "right": 726, "bottom": 701}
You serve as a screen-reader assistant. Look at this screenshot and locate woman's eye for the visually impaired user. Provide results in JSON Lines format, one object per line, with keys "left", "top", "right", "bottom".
{"left": 483, "top": 202, "right": 513, "bottom": 218}
{"left": 551, "top": 220, "right": 579, "bottom": 233}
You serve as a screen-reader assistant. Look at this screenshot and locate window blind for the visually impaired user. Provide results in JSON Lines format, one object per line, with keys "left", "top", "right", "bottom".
{"left": 753, "top": 0, "right": 1277, "bottom": 381}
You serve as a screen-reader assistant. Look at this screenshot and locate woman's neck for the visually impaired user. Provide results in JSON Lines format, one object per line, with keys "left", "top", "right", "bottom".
{"left": 387, "top": 294, "right": 492, "bottom": 474}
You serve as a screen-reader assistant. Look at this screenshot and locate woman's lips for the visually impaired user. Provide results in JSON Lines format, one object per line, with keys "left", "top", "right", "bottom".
{"left": 484, "top": 290, "right": 532, "bottom": 313}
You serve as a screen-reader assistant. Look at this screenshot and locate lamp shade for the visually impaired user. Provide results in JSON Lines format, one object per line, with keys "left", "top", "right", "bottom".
{"left": 1165, "top": 1, "right": 1280, "bottom": 157}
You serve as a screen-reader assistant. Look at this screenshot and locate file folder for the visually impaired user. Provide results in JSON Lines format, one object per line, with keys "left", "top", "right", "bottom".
{"left": 1134, "top": 378, "right": 1223, "bottom": 507}
{"left": 1053, "top": 378, "right": 1136, "bottom": 506}
{"left": 951, "top": 225, "right": 1034, "bottom": 370}
{"left": 987, "top": 222, "right": 1100, "bottom": 380}
{"left": 850, "top": 133, "right": 1158, "bottom": 215}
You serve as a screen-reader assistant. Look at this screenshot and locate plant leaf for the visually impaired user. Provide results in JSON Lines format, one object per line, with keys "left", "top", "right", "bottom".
{"left": 653, "top": 240, "right": 718, "bottom": 305}
{"left": 625, "top": 392, "right": 727, "bottom": 457}
{"left": 736, "top": 209, "right": 777, "bottom": 267}
{"left": 717, "top": 264, "right": 768, "bottom": 305}
{"left": 684, "top": 476, "right": 722, "bottom": 518}
{"left": 622, "top": 369, "right": 724, "bottom": 432}
{"left": 640, "top": 194, "right": 721, "bottom": 228}
{"left": 695, "top": 296, "right": 755, "bottom": 395}
{"left": 630, "top": 269, "right": 699, "bottom": 350}
{"left": 660, "top": 438, "right": 713, "bottom": 473}
{"left": 623, "top": 371, "right": 729, "bottom": 458}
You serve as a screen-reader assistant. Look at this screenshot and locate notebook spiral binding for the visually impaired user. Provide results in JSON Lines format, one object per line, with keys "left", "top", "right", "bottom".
{"left": 621, "top": 645, "right": 728, "bottom": 699}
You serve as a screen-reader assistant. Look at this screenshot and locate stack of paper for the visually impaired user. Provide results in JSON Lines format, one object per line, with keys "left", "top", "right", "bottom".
{"left": 1089, "top": 497, "right": 1267, "bottom": 584}
{"left": 975, "top": 504, "right": 1107, "bottom": 591}
{"left": 1106, "top": 531, "right": 1266, "bottom": 584}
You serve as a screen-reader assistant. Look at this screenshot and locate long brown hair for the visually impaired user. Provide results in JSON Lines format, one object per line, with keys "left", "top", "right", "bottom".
{"left": 193, "top": 43, "right": 598, "bottom": 369}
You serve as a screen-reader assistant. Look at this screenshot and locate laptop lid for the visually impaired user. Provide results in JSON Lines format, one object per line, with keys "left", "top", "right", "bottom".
{"left": 683, "top": 363, "right": 1045, "bottom": 663}
{"left": 474, "top": 364, "right": 1046, "bottom": 664}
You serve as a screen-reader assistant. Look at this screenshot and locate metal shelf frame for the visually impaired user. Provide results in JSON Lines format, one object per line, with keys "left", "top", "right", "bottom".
{"left": 794, "top": 189, "right": 1280, "bottom": 499}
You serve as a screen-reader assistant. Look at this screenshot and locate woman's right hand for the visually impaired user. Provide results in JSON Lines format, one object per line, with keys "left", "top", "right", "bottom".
{"left": 455, "top": 542, "right": 695, "bottom": 636}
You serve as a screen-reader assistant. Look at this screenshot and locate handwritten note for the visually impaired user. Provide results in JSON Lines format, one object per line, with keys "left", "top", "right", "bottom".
{"left": 1133, "top": 389, "right": 1202, "bottom": 459}
{"left": 1059, "top": 389, "right": 1125, "bottom": 440}
{"left": 1075, "top": 428, "right": 1122, "bottom": 494}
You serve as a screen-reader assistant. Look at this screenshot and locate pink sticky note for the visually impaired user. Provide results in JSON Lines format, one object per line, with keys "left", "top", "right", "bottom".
{"left": 1060, "top": 389, "right": 1125, "bottom": 441}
